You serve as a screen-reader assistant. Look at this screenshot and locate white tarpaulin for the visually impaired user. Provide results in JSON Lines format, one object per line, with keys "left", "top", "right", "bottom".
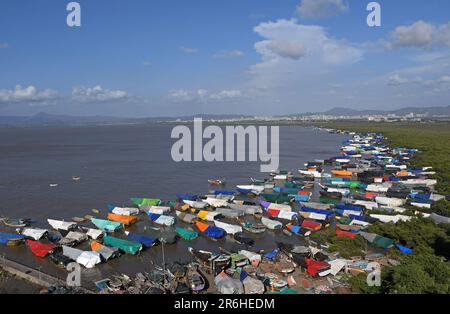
{"left": 214, "top": 221, "right": 242, "bottom": 235}
{"left": 47, "top": 219, "right": 76, "bottom": 231}
{"left": 62, "top": 246, "right": 101, "bottom": 268}
{"left": 112, "top": 207, "right": 139, "bottom": 216}
{"left": 86, "top": 228, "right": 103, "bottom": 240}
{"left": 21, "top": 228, "right": 47, "bottom": 240}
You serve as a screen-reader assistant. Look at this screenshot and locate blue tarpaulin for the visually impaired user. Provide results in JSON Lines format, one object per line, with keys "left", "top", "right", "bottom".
{"left": 203, "top": 225, "right": 225, "bottom": 239}
{"left": 0, "top": 232, "right": 24, "bottom": 244}
{"left": 126, "top": 232, "right": 158, "bottom": 248}
{"left": 176, "top": 193, "right": 198, "bottom": 201}
{"left": 396, "top": 244, "right": 413, "bottom": 255}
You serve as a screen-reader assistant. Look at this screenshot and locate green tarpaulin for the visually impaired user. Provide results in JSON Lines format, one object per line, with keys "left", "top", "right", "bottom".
{"left": 103, "top": 235, "right": 142, "bottom": 255}
{"left": 175, "top": 227, "right": 198, "bottom": 241}
{"left": 131, "top": 198, "right": 161, "bottom": 206}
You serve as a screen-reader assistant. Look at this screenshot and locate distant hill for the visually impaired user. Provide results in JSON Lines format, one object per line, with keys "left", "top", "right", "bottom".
{"left": 0, "top": 105, "right": 448, "bottom": 126}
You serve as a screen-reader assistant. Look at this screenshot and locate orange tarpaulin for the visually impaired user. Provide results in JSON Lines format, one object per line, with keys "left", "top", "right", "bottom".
{"left": 331, "top": 170, "right": 353, "bottom": 177}
{"left": 298, "top": 191, "right": 311, "bottom": 196}
{"left": 107, "top": 213, "right": 138, "bottom": 225}
{"left": 195, "top": 220, "right": 210, "bottom": 232}
{"left": 396, "top": 171, "right": 410, "bottom": 177}
{"left": 91, "top": 241, "right": 102, "bottom": 251}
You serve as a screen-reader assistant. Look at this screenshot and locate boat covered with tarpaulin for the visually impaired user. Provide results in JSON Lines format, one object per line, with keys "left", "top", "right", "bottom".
{"left": 103, "top": 235, "right": 142, "bottom": 255}
{"left": 91, "top": 218, "right": 123, "bottom": 232}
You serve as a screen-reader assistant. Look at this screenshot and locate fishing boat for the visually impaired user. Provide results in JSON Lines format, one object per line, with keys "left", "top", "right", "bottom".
{"left": 182, "top": 200, "right": 208, "bottom": 209}
{"left": 285, "top": 224, "right": 311, "bottom": 237}
{"left": 233, "top": 233, "right": 254, "bottom": 246}
{"left": 58, "top": 231, "right": 88, "bottom": 246}
{"left": 91, "top": 241, "right": 121, "bottom": 261}
{"left": 131, "top": 197, "right": 161, "bottom": 206}
{"left": 125, "top": 231, "right": 158, "bottom": 248}
{"left": 214, "top": 207, "right": 244, "bottom": 218}
{"left": 259, "top": 199, "right": 292, "bottom": 211}
{"left": 319, "top": 190, "right": 342, "bottom": 199}
{"left": 186, "top": 264, "right": 206, "bottom": 292}
{"left": 62, "top": 246, "right": 102, "bottom": 269}
{"left": 236, "top": 185, "right": 265, "bottom": 194}
{"left": 195, "top": 220, "right": 225, "bottom": 239}
{"left": 175, "top": 227, "right": 198, "bottom": 240}
{"left": 107, "top": 213, "right": 138, "bottom": 225}
{"left": 0, "top": 232, "right": 25, "bottom": 246}
{"left": 241, "top": 221, "right": 266, "bottom": 234}
{"left": 176, "top": 194, "right": 198, "bottom": 201}
{"left": 110, "top": 206, "right": 140, "bottom": 216}
{"left": 26, "top": 240, "right": 56, "bottom": 258}
{"left": 20, "top": 228, "right": 48, "bottom": 241}
{"left": 208, "top": 179, "right": 226, "bottom": 186}
{"left": 47, "top": 219, "right": 77, "bottom": 231}
{"left": 214, "top": 220, "right": 242, "bottom": 235}
{"left": 147, "top": 213, "right": 175, "bottom": 226}
{"left": 331, "top": 169, "right": 353, "bottom": 177}
{"left": 49, "top": 252, "right": 72, "bottom": 268}
{"left": 228, "top": 203, "right": 263, "bottom": 215}
{"left": 175, "top": 211, "right": 196, "bottom": 224}
{"left": 2, "top": 218, "right": 31, "bottom": 228}
{"left": 196, "top": 210, "right": 222, "bottom": 222}
{"left": 140, "top": 205, "right": 171, "bottom": 215}
{"left": 188, "top": 247, "right": 230, "bottom": 273}
{"left": 103, "top": 235, "right": 143, "bottom": 255}
{"left": 91, "top": 218, "right": 124, "bottom": 232}
{"left": 72, "top": 176, "right": 81, "bottom": 181}
{"left": 204, "top": 197, "right": 229, "bottom": 208}
{"left": 261, "top": 217, "right": 282, "bottom": 230}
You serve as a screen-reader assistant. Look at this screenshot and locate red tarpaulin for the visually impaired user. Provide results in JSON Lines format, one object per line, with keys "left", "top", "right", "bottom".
{"left": 267, "top": 208, "right": 280, "bottom": 217}
{"left": 26, "top": 240, "right": 56, "bottom": 257}
{"left": 306, "top": 258, "right": 330, "bottom": 277}
{"left": 336, "top": 229, "right": 357, "bottom": 239}
{"left": 301, "top": 219, "right": 322, "bottom": 230}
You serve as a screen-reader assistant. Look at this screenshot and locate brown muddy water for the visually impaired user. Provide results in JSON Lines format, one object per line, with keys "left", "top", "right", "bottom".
{"left": 0, "top": 124, "right": 348, "bottom": 290}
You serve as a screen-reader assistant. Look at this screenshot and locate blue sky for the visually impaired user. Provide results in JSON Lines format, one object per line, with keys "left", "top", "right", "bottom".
{"left": 0, "top": 0, "right": 449, "bottom": 116}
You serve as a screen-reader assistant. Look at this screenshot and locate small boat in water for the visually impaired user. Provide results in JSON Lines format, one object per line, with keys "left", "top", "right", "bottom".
{"left": 261, "top": 217, "right": 282, "bottom": 230}
{"left": 0, "top": 232, "right": 25, "bottom": 246}
{"left": 103, "top": 235, "right": 142, "bottom": 255}
{"left": 176, "top": 227, "right": 198, "bottom": 241}
{"left": 233, "top": 233, "right": 254, "bottom": 246}
{"left": 241, "top": 221, "right": 266, "bottom": 234}
{"left": 208, "top": 179, "right": 226, "bottom": 186}
{"left": 125, "top": 231, "right": 158, "bottom": 248}
{"left": 187, "top": 264, "right": 207, "bottom": 292}
{"left": 26, "top": 240, "right": 56, "bottom": 257}
{"left": 196, "top": 220, "right": 226, "bottom": 239}
{"left": 2, "top": 218, "right": 31, "bottom": 228}
{"left": 188, "top": 247, "right": 230, "bottom": 273}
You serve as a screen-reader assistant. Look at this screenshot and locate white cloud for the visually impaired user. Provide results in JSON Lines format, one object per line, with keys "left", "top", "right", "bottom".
{"left": 179, "top": 46, "right": 198, "bottom": 53}
{"left": 297, "top": 0, "right": 349, "bottom": 19}
{"left": 388, "top": 21, "right": 450, "bottom": 49}
{"left": 388, "top": 74, "right": 423, "bottom": 86}
{"left": 265, "top": 40, "right": 307, "bottom": 60}
{"left": 212, "top": 50, "right": 244, "bottom": 58}
{"left": 72, "top": 85, "right": 128, "bottom": 103}
{"left": 253, "top": 19, "right": 362, "bottom": 65}
{"left": 209, "top": 90, "right": 243, "bottom": 100}
{"left": 0, "top": 85, "right": 59, "bottom": 104}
